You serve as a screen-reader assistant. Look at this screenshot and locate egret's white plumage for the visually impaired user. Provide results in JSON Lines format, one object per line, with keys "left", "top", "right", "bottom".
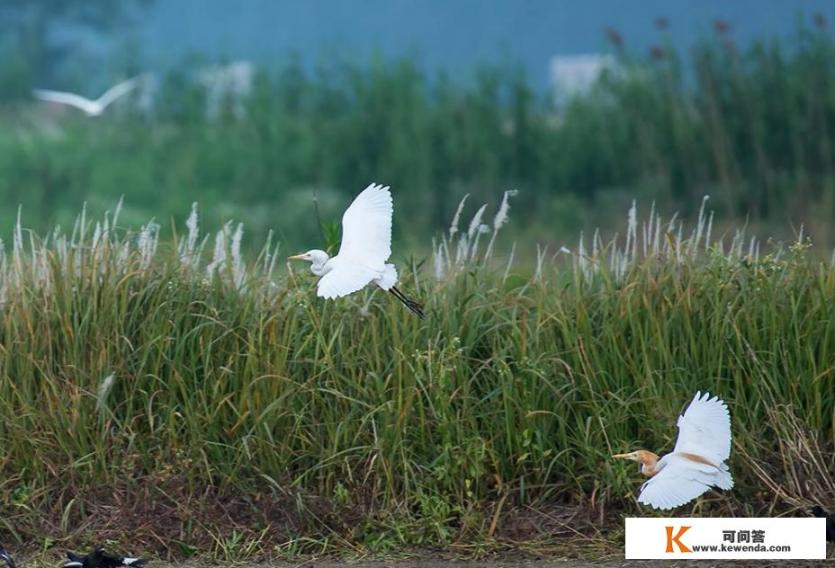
{"left": 338, "top": 183, "right": 393, "bottom": 267}
{"left": 613, "top": 391, "right": 733, "bottom": 510}
{"left": 34, "top": 76, "right": 142, "bottom": 117}
{"left": 673, "top": 391, "right": 732, "bottom": 466}
{"left": 289, "top": 183, "right": 423, "bottom": 317}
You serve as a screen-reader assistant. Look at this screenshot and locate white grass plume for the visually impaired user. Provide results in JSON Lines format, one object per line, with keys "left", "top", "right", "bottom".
{"left": 97, "top": 373, "right": 116, "bottom": 415}
{"left": 486, "top": 189, "right": 518, "bottom": 259}
{"left": 448, "top": 194, "right": 469, "bottom": 238}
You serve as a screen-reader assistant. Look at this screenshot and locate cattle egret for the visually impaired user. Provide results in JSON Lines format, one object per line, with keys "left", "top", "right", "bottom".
{"left": 34, "top": 76, "right": 143, "bottom": 117}
{"left": 613, "top": 391, "right": 733, "bottom": 510}
{"left": 0, "top": 545, "right": 16, "bottom": 568}
{"left": 64, "top": 547, "right": 146, "bottom": 568}
{"left": 288, "top": 183, "right": 424, "bottom": 318}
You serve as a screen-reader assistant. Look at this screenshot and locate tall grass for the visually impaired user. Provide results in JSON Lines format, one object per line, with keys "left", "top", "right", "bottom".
{"left": 0, "top": 198, "right": 831, "bottom": 558}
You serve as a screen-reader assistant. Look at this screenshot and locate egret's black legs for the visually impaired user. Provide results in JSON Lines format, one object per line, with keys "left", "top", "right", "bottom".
{"left": 390, "top": 286, "right": 424, "bottom": 319}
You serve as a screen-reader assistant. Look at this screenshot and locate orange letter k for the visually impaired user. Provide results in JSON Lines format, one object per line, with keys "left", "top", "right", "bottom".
{"left": 665, "top": 525, "right": 692, "bottom": 553}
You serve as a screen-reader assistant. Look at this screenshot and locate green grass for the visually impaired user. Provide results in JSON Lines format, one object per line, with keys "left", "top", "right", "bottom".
{"left": 0, "top": 202, "right": 832, "bottom": 560}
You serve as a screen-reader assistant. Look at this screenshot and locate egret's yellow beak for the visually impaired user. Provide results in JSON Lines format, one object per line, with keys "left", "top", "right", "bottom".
{"left": 287, "top": 254, "right": 306, "bottom": 261}
{"left": 612, "top": 452, "right": 635, "bottom": 460}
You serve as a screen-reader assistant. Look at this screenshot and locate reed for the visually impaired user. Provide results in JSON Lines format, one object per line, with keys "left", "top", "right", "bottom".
{"left": 0, "top": 198, "right": 831, "bottom": 557}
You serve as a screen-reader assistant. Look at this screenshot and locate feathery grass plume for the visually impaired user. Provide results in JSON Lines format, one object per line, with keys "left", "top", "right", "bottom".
{"left": 432, "top": 237, "right": 445, "bottom": 281}
{"left": 438, "top": 192, "right": 517, "bottom": 273}
{"left": 652, "top": 213, "right": 661, "bottom": 256}
{"left": 466, "top": 204, "right": 489, "bottom": 262}
{"left": 439, "top": 238, "right": 451, "bottom": 273}
{"left": 688, "top": 195, "right": 710, "bottom": 257}
{"left": 258, "top": 229, "right": 280, "bottom": 281}
{"left": 207, "top": 221, "right": 231, "bottom": 277}
{"left": 231, "top": 222, "right": 245, "bottom": 289}
{"left": 116, "top": 240, "right": 130, "bottom": 268}
{"left": 96, "top": 374, "right": 116, "bottom": 415}
{"left": 92, "top": 222, "right": 102, "bottom": 251}
{"left": 448, "top": 194, "right": 469, "bottom": 239}
{"left": 485, "top": 189, "right": 518, "bottom": 260}
{"left": 534, "top": 243, "right": 547, "bottom": 282}
{"left": 748, "top": 236, "right": 758, "bottom": 261}
{"left": 625, "top": 200, "right": 637, "bottom": 265}
{"left": 454, "top": 233, "right": 469, "bottom": 265}
{"left": 13, "top": 207, "right": 23, "bottom": 280}
{"left": 467, "top": 204, "right": 488, "bottom": 240}
{"left": 179, "top": 202, "right": 200, "bottom": 268}
{"left": 137, "top": 221, "right": 160, "bottom": 270}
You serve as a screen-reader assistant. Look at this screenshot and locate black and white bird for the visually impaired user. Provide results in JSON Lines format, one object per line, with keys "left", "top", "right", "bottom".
{"left": 0, "top": 545, "right": 16, "bottom": 568}
{"left": 811, "top": 506, "right": 835, "bottom": 542}
{"left": 64, "top": 547, "right": 146, "bottom": 568}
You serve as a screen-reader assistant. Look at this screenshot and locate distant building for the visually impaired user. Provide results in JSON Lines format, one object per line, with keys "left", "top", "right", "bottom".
{"left": 198, "top": 60, "right": 254, "bottom": 119}
{"left": 549, "top": 54, "right": 618, "bottom": 107}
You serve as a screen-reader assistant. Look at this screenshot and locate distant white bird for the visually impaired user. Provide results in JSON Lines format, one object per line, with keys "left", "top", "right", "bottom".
{"left": 33, "top": 76, "right": 143, "bottom": 117}
{"left": 613, "top": 391, "right": 733, "bottom": 510}
{"left": 288, "top": 183, "right": 424, "bottom": 318}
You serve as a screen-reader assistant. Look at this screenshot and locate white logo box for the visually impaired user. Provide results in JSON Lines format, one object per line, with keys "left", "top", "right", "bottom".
{"left": 625, "top": 517, "right": 827, "bottom": 560}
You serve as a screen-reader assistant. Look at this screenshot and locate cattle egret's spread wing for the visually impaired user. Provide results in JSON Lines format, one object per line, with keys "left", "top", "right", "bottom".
{"left": 316, "top": 259, "right": 378, "bottom": 299}
{"left": 637, "top": 454, "right": 717, "bottom": 510}
{"left": 337, "top": 183, "right": 393, "bottom": 269}
{"left": 33, "top": 89, "right": 96, "bottom": 113}
{"left": 672, "top": 391, "right": 731, "bottom": 465}
{"left": 97, "top": 77, "right": 140, "bottom": 109}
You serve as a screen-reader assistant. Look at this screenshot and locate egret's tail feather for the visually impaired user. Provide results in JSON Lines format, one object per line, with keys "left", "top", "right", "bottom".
{"left": 390, "top": 286, "right": 424, "bottom": 319}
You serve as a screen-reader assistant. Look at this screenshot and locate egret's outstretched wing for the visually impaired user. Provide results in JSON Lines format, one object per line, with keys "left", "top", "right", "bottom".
{"left": 672, "top": 391, "right": 732, "bottom": 466}
{"left": 316, "top": 258, "right": 378, "bottom": 299}
{"left": 33, "top": 89, "right": 95, "bottom": 113}
{"left": 337, "top": 183, "right": 393, "bottom": 269}
{"left": 97, "top": 76, "right": 140, "bottom": 108}
{"left": 637, "top": 454, "right": 719, "bottom": 510}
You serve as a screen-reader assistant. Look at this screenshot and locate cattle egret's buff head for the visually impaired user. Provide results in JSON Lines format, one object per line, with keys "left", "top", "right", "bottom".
{"left": 612, "top": 450, "right": 660, "bottom": 476}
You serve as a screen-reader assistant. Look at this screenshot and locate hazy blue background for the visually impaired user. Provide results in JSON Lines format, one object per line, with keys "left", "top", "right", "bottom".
{"left": 101, "top": 0, "right": 835, "bottom": 88}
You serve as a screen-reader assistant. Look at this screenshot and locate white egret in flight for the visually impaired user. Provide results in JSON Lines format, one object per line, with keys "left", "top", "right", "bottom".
{"left": 288, "top": 183, "right": 424, "bottom": 318}
{"left": 613, "top": 391, "right": 733, "bottom": 510}
{"left": 33, "top": 75, "right": 143, "bottom": 117}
